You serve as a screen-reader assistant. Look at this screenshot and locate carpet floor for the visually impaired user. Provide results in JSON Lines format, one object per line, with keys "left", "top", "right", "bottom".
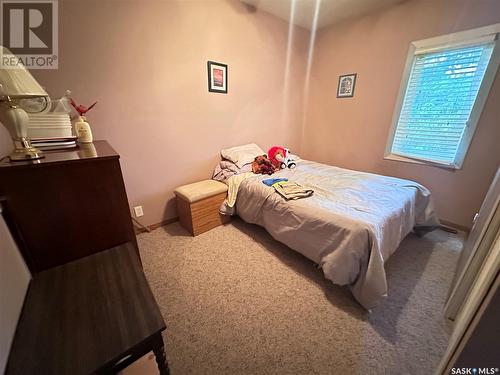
{"left": 134, "top": 218, "right": 462, "bottom": 375}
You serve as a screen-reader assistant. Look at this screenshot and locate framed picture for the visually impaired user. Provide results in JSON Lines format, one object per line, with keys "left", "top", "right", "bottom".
{"left": 207, "top": 61, "right": 228, "bottom": 94}
{"left": 337, "top": 73, "right": 357, "bottom": 98}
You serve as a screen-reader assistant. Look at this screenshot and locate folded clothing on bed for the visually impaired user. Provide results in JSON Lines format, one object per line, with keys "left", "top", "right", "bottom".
{"left": 262, "top": 178, "right": 288, "bottom": 186}
{"left": 273, "top": 181, "right": 314, "bottom": 200}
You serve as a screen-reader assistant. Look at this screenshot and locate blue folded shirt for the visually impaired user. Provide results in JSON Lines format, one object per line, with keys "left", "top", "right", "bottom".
{"left": 262, "top": 178, "right": 288, "bottom": 186}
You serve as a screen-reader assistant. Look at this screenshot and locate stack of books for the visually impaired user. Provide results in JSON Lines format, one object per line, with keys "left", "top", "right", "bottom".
{"left": 31, "top": 136, "right": 77, "bottom": 151}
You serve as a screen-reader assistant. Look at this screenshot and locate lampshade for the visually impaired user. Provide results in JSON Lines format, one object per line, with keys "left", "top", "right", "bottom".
{"left": 0, "top": 46, "right": 48, "bottom": 99}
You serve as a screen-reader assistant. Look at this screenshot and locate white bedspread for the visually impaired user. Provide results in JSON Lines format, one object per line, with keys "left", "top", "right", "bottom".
{"left": 235, "top": 160, "right": 439, "bottom": 309}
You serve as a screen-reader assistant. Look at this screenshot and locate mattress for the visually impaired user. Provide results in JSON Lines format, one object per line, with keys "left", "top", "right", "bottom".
{"left": 235, "top": 160, "right": 439, "bottom": 309}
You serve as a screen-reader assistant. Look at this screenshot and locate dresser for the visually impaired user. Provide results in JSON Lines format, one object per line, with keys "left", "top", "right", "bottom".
{"left": 0, "top": 140, "right": 138, "bottom": 273}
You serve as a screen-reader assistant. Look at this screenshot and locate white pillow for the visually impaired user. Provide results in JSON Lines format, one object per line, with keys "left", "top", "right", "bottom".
{"left": 221, "top": 143, "right": 265, "bottom": 168}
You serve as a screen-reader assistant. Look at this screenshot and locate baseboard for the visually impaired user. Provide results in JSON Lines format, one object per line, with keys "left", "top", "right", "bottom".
{"left": 135, "top": 216, "right": 470, "bottom": 235}
{"left": 440, "top": 219, "right": 471, "bottom": 234}
{"left": 134, "top": 217, "right": 179, "bottom": 234}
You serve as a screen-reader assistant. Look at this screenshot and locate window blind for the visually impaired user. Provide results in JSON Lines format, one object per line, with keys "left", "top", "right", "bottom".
{"left": 391, "top": 41, "right": 495, "bottom": 166}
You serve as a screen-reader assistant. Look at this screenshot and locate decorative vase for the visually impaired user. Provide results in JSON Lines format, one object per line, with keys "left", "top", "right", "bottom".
{"left": 74, "top": 116, "right": 93, "bottom": 143}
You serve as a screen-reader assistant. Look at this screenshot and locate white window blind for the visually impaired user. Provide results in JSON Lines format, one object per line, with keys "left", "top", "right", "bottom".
{"left": 389, "top": 37, "right": 497, "bottom": 168}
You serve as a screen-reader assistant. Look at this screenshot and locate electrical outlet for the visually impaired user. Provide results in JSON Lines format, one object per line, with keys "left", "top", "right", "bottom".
{"left": 133, "top": 206, "right": 144, "bottom": 217}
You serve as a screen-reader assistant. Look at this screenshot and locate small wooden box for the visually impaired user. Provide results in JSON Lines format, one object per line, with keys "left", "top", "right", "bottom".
{"left": 174, "top": 180, "right": 230, "bottom": 236}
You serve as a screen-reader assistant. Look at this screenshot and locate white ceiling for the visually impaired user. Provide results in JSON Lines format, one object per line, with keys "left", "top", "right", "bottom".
{"left": 241, "top": 0, "right": 406, "bottom": 30}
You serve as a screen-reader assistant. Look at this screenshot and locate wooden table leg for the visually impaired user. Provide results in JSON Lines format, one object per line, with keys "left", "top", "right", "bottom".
{"left": 152, "top": 333, "right": 170, "bottom": 375}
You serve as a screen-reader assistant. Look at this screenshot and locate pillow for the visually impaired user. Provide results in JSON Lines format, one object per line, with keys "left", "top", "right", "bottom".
{"left": 221, "top": 143, "right": 265, "bottom": 168}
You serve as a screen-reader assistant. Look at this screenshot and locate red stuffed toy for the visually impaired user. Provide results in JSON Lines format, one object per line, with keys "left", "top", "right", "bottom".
{"left": 267, "top": 146, "right": 289, "bottom": 169}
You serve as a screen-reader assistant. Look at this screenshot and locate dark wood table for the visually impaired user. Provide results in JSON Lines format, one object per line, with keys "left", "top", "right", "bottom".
{"left": 6, "top": 242, "right": 169, "bottom": 375}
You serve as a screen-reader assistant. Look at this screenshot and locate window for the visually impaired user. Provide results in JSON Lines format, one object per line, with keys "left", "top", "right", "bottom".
{"left": 386, "top": 25, "right": 500, "bottom": 169}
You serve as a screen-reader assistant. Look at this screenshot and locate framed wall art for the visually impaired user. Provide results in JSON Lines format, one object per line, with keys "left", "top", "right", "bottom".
{"left": 207, "top": 61, "right": 228, "bottom": 94}
{"left": 337, "top": 73, "right": 357, "bottom": 98}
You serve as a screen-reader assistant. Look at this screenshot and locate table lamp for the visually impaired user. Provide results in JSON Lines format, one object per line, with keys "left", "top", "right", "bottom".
{"left": 0, "top": 46, "right": 49, "bottom": 161}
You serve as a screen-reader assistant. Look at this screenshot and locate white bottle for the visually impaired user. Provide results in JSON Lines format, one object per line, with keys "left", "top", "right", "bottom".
{"left": 74, "top": 116, "right": 93, "bottom": 143}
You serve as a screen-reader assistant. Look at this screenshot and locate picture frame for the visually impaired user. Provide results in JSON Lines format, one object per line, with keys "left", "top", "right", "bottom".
{"left": 207, "top": 61, "right": 228, "bottom": 94}
{"left": 337, "top": 73, "right": 357, "bottom": 98}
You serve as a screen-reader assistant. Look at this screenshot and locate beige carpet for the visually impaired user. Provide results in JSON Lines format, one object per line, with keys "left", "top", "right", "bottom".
{"left": 135, "top": 218, "right": 463, "bottom": 375}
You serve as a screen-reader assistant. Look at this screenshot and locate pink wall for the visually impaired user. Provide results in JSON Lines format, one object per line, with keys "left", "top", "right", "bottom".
{"left": 1, "top": 0, "right": 498, "bottom": 229}
{"left": 0, "top": 0, "right": 308, "bottom": 226}
{"left": 302, "top": 0, "right": 500, "bottom": 229}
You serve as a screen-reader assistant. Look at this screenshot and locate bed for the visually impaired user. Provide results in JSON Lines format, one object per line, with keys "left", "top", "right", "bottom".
{"left": 214, "top": 146, "right": 439, "bottom": 309}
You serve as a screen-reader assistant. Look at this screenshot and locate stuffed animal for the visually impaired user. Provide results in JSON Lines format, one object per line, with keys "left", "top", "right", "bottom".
{"left": 286, "top": 153, "right": 297, "bottom": 169}
{"left": 267, "top": 146, "right": 287, "bottom": 169}
{"left": 252, "top": 155, "right": 276, "bottom": 175}
{"left": 268, "top": 146, "right": 296, "bottom": 169}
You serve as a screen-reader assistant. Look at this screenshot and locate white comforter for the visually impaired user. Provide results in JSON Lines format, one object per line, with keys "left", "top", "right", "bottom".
{"left": 235, "top": 160, "right": 439, "bottom": 309}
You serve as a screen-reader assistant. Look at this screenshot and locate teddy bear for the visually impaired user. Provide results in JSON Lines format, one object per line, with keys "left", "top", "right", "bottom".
{"left": 252, "top": 155, "right": 276, "bottom": 175}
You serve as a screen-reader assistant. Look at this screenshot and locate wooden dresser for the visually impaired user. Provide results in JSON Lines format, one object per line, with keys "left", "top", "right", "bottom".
{"left": 0, "top": 140, "right": 138, "bottom": 273}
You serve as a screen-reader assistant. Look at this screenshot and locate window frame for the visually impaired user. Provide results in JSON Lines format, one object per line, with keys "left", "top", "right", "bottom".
{"left": 385, "top": 24, "right": 500, "bottom": 169}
